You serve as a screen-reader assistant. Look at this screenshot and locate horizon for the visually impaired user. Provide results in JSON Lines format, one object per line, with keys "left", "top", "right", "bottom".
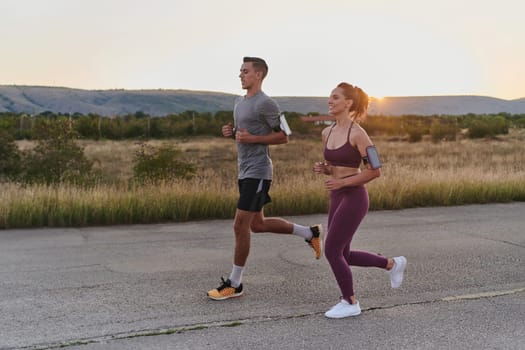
{"left": 1, "top": 84, "right": 523, "bottom": 101}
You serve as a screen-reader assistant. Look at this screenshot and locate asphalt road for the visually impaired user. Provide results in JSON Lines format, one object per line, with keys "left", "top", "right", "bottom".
{"left": 1, "top": 203, "right": 524, "bottom": 350}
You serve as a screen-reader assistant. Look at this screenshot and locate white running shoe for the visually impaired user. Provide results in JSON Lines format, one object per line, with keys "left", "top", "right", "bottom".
{"left": 388, "top": 256, "right": 407, "bottom": 288}
{"left": 324, "top": 299, "right": 361, "bottom": 318}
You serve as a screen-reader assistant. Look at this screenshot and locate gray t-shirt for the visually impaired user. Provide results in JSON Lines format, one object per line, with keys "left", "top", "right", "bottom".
{"left": 233, "top": 91, "right": 281, "bottom": 180}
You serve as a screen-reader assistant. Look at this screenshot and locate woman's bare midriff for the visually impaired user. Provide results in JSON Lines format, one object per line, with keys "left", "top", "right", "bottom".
{"left": 331, "top": 165, "right": 361, "bottom": 179}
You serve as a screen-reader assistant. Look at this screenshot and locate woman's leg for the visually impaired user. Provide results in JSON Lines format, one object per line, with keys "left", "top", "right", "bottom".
{"left": 324, "top": 187, "right": 369, "bottom": 302}
{"left": 344, "top": 250, "right": 388, "bottom": 269}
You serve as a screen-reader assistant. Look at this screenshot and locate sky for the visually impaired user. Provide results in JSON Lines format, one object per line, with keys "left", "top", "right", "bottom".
{"left": 1, "top": 0, "right": 524, "bottom": 100}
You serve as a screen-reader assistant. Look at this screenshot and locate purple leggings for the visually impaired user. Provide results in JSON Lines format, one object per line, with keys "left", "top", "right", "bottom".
{"left": 325, "top": 185, "right": 388, "bottom": 300}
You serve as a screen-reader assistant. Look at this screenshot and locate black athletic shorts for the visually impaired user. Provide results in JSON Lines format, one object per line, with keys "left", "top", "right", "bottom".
{"left": 237, "top": 178, "right": 272, "bottom": 212}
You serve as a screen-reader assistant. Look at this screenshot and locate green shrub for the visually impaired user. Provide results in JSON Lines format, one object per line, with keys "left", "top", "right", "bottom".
{"left": 132, "top": 142, "right": 196, "bottom": 184}
{"left": 429, "top": 117, "right": 458, "bottom": 142}
{"left": 513, "top": 117, "right": 525, "bottom": 128}
{"left": 0, "top": 130, "right": 21, "bottom": 181}
{"left": 19, "top": 119, "right": 96, "bottom": 185}
{"left": 402, "top": 117, "right": 428, "bottom": 142}
{"left": 468, "top": 116, "right": 509, "bottom": 138}
{"left": 405, "top": 125, "right": 423, "bottom": 142}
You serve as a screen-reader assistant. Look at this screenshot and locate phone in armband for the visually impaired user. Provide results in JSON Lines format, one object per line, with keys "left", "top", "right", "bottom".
{"left": 363, "top": 145, "right": 382, "bottom": 169}
{"left": 279, "top": 114, "right": 292, "bottom": 136}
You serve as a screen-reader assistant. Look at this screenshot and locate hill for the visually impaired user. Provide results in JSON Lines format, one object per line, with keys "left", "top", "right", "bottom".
{"left": 1, "top": 85, "right": 524, "bottom": 116}
{"left": 369, "top": 96, "right": 525, "bottom": 115}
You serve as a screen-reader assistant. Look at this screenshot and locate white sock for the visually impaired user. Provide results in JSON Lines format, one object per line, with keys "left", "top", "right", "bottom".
{"left": 229, "top": 264, "right": 244, "bottom": 287}
{"left": 292, "top": 224, "right": 313, "bottom": 240}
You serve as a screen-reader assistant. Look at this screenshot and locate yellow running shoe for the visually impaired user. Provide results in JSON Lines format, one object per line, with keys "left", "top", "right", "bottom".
{"left": 207, "top": 278, "right": 244, "bottom": 300}
{"left": 306, "top": 224, "right": 323, "bottom": 259}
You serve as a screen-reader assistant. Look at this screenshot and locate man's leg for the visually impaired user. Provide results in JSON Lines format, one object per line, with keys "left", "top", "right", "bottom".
{"left": 207, "top": 208, "right": 255, "bottom": 300}
{"left": 250, "top": 210, "right": 323, "bottom": 260}
{"left": 233, "top": 208, "right": 257, "bottom": 266}
{"left": 250, "top": 209, "right": 293, "bottom": 234}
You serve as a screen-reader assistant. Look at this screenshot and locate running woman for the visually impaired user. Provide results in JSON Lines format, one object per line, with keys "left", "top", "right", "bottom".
{"left": 314, "top": 82, "right": 407, "bottom": 318}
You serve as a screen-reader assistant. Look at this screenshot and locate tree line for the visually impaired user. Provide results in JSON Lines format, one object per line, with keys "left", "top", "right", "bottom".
{"left": 0, "top": 110, "right": 524, "bottom": 141}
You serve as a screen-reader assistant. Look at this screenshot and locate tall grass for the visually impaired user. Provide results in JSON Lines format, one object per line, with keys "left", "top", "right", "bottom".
{"left": 0, "top": 181, "right": 238, "bottom": 228}
{"left": 1, "top": 130, "right": 524, "bottom": 228}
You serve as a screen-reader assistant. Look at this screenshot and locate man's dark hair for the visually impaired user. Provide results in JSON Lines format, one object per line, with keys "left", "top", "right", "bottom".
{"left": 243, "top": 56, "right": 268, "bottom": 79}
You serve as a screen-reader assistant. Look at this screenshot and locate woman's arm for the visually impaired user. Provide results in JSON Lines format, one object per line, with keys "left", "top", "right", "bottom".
{"left": 314, "top": 127, "right": 333, "bottom": 175}
{"left": 324, "top": 167, "right": 380, "bottom": 190}
{"left": 324, "top": 126, "right": 381, "bottom": 190}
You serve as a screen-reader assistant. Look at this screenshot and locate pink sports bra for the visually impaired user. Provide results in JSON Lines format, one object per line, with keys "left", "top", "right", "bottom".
{"left": 323, "top": 122, "right": 362, "bottom": 168}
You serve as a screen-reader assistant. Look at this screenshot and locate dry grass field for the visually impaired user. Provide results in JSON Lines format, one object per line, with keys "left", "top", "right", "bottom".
{"left": 2, "top": 129, "right": 524, "bottom": 228}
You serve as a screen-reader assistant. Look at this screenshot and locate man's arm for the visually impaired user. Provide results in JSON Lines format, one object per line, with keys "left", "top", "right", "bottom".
{"left": 235, "top": 128, "right": 288, "bottom": 145}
